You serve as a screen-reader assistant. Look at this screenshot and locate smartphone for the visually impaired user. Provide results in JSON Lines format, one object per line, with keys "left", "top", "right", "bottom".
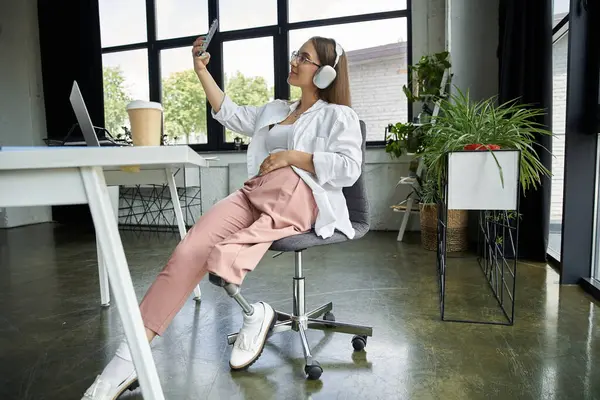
{"left": 195, "top": 19, "right": 218, "bottom": 57}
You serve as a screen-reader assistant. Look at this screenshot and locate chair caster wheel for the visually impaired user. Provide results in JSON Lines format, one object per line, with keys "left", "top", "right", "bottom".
{"left": 352, "top": 335, "right": 367, "bottom": 351}
{"left": 323, "top": 312, "right": 335, "bottom": 327}
{"left": 305, "top": 361, "right": 323, "bottom": 380}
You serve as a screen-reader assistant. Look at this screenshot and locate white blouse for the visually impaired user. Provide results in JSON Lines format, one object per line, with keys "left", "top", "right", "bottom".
{"left": 211, "top": 95, "right": 363, "bottom": 240}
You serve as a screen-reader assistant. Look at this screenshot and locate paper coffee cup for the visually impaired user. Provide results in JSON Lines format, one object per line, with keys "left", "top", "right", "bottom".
{"left": 126, "top": 100, "right": 163, "bottom": 146}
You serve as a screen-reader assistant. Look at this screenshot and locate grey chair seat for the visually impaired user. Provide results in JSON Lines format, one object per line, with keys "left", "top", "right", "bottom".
{"left": 270, "top": 222, "right": 369, "bottom": 252}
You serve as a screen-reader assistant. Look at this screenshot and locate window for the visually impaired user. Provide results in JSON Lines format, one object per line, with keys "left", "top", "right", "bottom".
{"left": 99, "top": 0, "right": 410, "bottom": 151}
{"left": 219, "top": 0, "right": 277, "bottom": 31}
{"left": 290, "top": 18, "right": 409, "bottom": 142}
{"left": 102, "top": 50, "right": 149, "bottom": 138}
{"left": 155, "top": 0, "right": 209, "bottom": 40}
{"left": 161, "top": 47, "right": 208, "bottom": 144}
{"left": 223, "top": 37, "right": 275, "bottom": 144}
{"left": 553, "top": 0, "right": 570, "bottom": 19}
{"left": 289, "top": 0, "right": 407, "bottom": 23}
{"left": 98, "top": 0, "right": 147, "bottom": 48}
{"left": 548, "top": 1, "right": 569, "bottom": 261}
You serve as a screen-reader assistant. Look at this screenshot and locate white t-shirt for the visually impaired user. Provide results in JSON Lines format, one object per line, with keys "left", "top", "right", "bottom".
{"left": 265, "top": 123, "right": 293, "bottom": 154}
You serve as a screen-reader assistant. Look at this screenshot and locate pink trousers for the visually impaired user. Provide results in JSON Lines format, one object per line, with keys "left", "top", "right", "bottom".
{"left": 139, "top": 167, "right": 317, "bottom": 335}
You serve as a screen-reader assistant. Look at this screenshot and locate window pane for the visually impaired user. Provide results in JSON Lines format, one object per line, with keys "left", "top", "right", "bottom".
{"left": 160, "top": 47, "right": 207, "bottom": 144}
{"left": 156, "top": 0, "right": 208, "bottom": 40}
{"left": 99, "top": 0, "right": 147, "bottom": 48}
{"left": 219, "top": 0, "right": 277, "bottom": 31}
{"left": 289, "top": 0, "right": 406, "bottom": 23}
{"left": 553, "top": 0, "right": 570, "bottom": 24}
{"left": 289, "top": 18, "right": 409, "bottom": 142}
{"left": 548, "top": 31, "right": 569, "bottom": 260}
{"left": 102, "top": 50, "right": 149, "bottom": 138}
{"left": 223, "top": 37, "right": 274, "bottom": 144}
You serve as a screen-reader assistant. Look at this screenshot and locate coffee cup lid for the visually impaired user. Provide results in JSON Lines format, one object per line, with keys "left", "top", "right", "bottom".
{"left": 126, "top": 100, "right": 163, "bottom": 111}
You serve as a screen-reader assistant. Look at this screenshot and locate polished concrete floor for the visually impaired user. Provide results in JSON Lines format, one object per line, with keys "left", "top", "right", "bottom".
{"left": 1, "top": 223, "right": 600, "bottom": 400}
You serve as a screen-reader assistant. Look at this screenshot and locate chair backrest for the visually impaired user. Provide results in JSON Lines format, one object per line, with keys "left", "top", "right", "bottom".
{"left": 342, "top": 120, "right": 370, "bottom": 228}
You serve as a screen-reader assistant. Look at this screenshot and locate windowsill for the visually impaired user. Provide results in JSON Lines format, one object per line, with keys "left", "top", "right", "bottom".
{"left": 194, "top": 146, "right": 413, "bottom": 166}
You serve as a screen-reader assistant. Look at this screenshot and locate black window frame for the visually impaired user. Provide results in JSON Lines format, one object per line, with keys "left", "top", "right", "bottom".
{"left": 100, "top": 0, "right": 412, "bottom": 152}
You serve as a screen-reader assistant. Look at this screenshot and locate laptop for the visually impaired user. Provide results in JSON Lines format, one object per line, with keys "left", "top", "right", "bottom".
{"left": 69, "top": 81, "right": 101, "bottom": 147}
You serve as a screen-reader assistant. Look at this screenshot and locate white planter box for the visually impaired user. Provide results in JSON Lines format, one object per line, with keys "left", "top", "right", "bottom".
{"left": 447, "top": 150, "right": 520, "bottom": 210}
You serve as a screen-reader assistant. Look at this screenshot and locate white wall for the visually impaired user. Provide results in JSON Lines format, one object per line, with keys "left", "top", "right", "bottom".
{"left": 0, "top": 0, "right": 52, "bottom": 228}
{"left": 447, "top": 0, "right": 499, "bottom": 100}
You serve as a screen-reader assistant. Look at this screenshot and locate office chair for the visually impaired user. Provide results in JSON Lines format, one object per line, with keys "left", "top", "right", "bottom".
{"left": 208, "top": 120, "right": 372, "bottom": 380}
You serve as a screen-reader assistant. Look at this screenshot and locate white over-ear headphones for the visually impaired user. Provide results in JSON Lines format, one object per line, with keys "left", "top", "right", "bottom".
{"left": 313, "top": 41, "right": 344, "bottom": 89}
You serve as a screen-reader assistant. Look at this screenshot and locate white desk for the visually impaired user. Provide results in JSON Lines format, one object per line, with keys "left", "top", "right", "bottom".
{"left": 0, "top": 145, "right": 209, "bottom": 400}
{"left": 102, "top": 154, "right": 206, "bottom": 306}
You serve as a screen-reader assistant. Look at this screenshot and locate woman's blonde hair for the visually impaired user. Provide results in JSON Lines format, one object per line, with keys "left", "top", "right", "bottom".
{"left": 310, "top": 36, "right": 352, "bottom": 107}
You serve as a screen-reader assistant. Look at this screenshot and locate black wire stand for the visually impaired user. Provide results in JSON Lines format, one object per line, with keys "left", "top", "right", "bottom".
{"left": 117, "top": 167, "right": 203, "bottom": 232}
{"left": 436, "top": 150, "right": 520, "bottom": 326}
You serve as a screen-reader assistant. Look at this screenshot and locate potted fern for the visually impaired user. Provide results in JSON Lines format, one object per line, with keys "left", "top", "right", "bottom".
{"left": 417, "top": 88, "right": 552, "bottom": 252}
{"left": 420, "top": 88, "right": 552, "bottom": 199}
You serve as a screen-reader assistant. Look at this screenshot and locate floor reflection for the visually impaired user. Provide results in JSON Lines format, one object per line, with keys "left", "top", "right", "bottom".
{"left": 1, "top": 224, "right": 599, "bottom": 399}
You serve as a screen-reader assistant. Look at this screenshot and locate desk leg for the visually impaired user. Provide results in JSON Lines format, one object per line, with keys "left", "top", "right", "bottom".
{"left": 165, "top": 168, "right": 202, "bottom": 302}
{"left": 96, "top": 236, "right": 110, "bottom": 306}
{"left": 97, "top": 186, "right": 120, "bottom": 306}
{"left": 81, "top": 166, "right": 164, "bottom": 400}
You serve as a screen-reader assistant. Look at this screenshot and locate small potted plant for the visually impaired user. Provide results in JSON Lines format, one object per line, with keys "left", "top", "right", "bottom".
{"left": 403, "top": 51, "right": 452, "bottom": 123}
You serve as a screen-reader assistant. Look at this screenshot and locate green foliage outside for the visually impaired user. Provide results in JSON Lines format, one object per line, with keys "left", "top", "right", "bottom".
{"left": 223, "top": 71, "right": 272, "bottom": 144}
{"left": 102, "top": 67, "right": 293, "bottom": 144}
{"left": 102, "top": 66, "right": 132, "bottom": 137}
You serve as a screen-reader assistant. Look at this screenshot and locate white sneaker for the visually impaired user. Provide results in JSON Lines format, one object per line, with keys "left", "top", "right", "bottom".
{"left": 81, "top": 371, "right": 138, "bottom": 400}
{"left": 230, "top": 302, "right": 276, "bottom": 370}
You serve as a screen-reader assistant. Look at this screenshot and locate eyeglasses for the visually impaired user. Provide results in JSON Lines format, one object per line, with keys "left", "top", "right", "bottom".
{"left": 290, "top": 51, "right": 321, "bottom": 67}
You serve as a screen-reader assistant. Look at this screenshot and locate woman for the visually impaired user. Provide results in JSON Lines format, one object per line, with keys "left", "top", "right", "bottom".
{"left": 82, "top": 35, "right": 362, "bottom": 399}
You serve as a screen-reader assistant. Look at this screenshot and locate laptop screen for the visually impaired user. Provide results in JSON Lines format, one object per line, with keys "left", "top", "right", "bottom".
{"left": 69, "top": 81, "right": 101, "bottom": 147}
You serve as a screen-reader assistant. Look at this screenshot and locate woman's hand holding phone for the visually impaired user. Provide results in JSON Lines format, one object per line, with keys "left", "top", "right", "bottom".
{"left": 192, "top": 37, "right": 211, "bottom": 74}
{"left": 191, "top": 36, "right": 224, "bottom": 113}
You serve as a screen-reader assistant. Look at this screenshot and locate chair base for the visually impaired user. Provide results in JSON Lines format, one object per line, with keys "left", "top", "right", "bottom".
{"left": 226, "top": 301, "right": 373, "bottom": 380}
{"left": 215, "top": 251, "right": 373, "bottom": 380}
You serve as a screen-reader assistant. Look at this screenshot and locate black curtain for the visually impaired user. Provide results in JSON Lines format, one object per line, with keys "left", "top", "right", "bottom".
{"left": 37, "top": 0, "right": 103, "bottom": 228}
{"left": 498, "top": 0, "right": 553, "bottom": 262}
{"left": 37, "top": 0, "right": 104, "bottom": 140}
